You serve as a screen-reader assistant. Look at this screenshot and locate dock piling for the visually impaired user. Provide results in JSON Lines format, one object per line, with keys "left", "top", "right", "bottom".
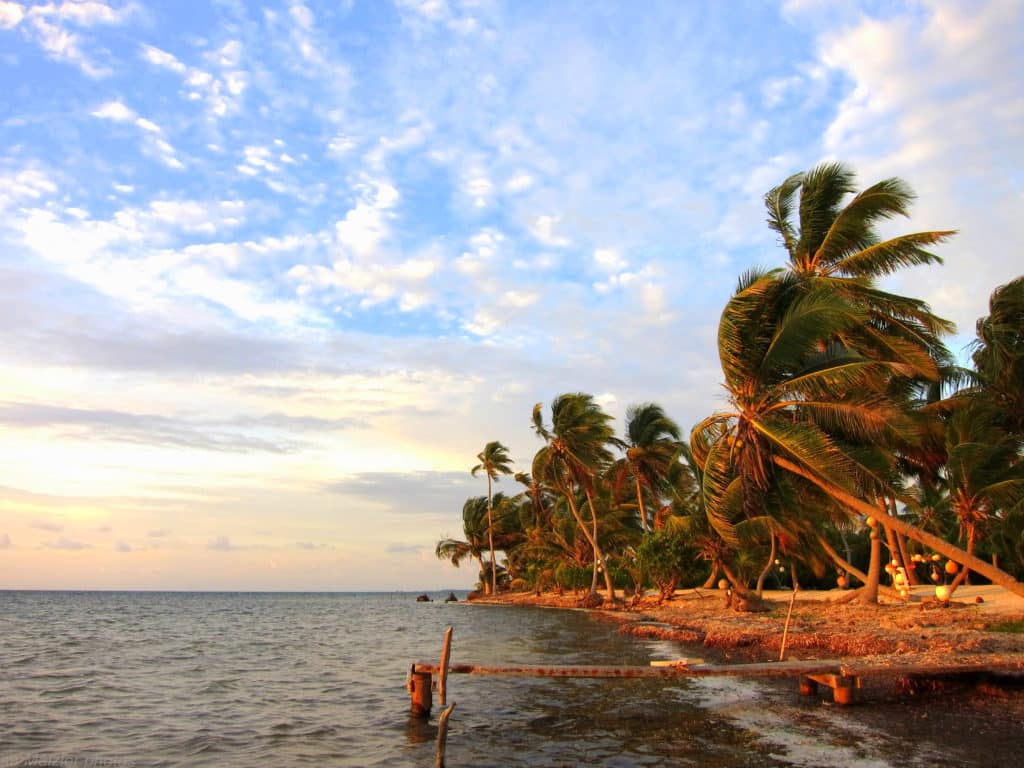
{"left": 408, "top": 663, "right": 433, "bottom": 718}
{"left": 439, "top": 626, "right": 453, "bottom": 706}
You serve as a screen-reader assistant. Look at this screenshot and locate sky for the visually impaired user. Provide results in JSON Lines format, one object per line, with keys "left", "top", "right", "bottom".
{"left": 1, "top": 0, "right": 1021, "bottom": 591}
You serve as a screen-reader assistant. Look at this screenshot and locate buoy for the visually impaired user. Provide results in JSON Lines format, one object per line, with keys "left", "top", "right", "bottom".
{"left": 866, "top": 516, "right": 876, "bottom": 528}
{"left": 945, "top": 560, "right": 959, "bottom": 575}
{"left": 717, "top": 579, "right": 729, "bottom": 590}
{"left": 935, "top": 585, "right": 950, "bottom": 601}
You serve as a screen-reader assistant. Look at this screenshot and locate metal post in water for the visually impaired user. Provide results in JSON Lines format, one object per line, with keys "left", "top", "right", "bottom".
{"left": 408, "top": 665, "right": 433, "bottom": 718}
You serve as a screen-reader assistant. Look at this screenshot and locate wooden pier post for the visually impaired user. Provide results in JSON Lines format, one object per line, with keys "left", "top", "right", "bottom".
{"left": 435, "top": 702, "right": 456, "bottom": 767}
{"left": 408, "top": 664, "right": 433, "bottom": 718}
{"left": 439, "top": 626, "right": 453, "bottom": 706}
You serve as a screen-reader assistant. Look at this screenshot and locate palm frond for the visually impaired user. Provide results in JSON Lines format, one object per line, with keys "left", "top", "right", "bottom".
{"left": 814, "top": 177, "right": 916, "bottom": 269}
{"left": 830, "top": 231, "right": 954, "bottom": 278}
{"left": 795, "top": 162, "right": 857, "bottom": 262}
{"left": 764, "top": 172, "right": 802, "bottom": 256}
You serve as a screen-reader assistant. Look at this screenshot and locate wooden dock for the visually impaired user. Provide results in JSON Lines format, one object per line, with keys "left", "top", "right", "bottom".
{"left": 408, "top": 627, "right": 1024, "bottom": 716}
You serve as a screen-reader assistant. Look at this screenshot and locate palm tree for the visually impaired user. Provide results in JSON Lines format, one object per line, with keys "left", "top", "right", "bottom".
{"left": 943, "top": 400, "right": 1024, "bottom": 593}
{"left": 693, "top": 270, "right": 1024, "bottom": 598}
{"left": 970, "top": 275, "right": 1024, "bottom": 435}
{"left": 766, "top": 162, "right": 955, "bottom": 380}
{"left": 532, "top": 393, "right": 618, "bottom": 597}
{"left": 471, "top": 440, "right": 514, "bottom": 595}
{"left": 611, "top": 403, "right": 682, "bottom": 532}
{"left": 436, "top": 495, "right": 492, "bottom": 587}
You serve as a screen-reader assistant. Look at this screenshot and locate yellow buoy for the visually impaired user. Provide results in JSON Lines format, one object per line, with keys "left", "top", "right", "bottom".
{"left": 935, "top": 585, "right": 950, "bottom": 601}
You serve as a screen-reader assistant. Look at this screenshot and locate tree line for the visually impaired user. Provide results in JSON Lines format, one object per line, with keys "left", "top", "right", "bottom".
{"left": 437, "top": 162, "right": 1024, "bottom": 606}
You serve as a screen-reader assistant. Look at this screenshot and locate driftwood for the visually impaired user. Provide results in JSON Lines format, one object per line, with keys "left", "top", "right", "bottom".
{"left": 435, "top": 703, "right": 456, "bottom": 768}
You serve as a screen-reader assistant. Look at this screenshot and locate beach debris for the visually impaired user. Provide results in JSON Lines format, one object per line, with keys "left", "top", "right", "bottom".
{"left": 435, "top": 702, "right": 456, "bottom": 767}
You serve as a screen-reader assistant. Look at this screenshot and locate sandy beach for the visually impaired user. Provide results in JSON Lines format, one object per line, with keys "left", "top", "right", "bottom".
{"left": 474, "top": 584, "right": 1024, "bottom": 672}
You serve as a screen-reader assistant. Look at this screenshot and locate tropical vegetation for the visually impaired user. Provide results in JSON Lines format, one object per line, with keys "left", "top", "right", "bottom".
{"left": 436, "top": 163, "right": 1024, "bottom": 606}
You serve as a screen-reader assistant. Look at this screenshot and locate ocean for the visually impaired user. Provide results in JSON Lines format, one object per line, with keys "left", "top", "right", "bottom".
{"left": 2, "top": 590, "right": 1020, "bottom": 767}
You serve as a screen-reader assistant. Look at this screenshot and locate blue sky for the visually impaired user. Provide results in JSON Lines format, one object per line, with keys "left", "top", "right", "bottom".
{"left": 1, "top": 0, "right": 1021, "bottom": 590}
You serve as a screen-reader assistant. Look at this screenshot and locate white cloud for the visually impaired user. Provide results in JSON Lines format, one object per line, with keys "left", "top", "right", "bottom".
{"left": 290, "top": 1, "right": 314, "bottom": 30}
{"left": 3, "top": 1, "right": 135, "bottom": 76}
{"left": 505, "top": 171, "right": 534, "bottom": 193}
{"left": 138, "top": 39, "right": 247, "bottom": 119}
{"left": 455, "top": 228, "right": 503, "bottom": 275}
{"left": 335, "top": 178, "right": 400, "bottom": 259}
{"left": 813, "top": 0, "right": 1024, "bottom": 336}
{"left": 92, "top": 100, "right": 135, "bottom": 121}
{"left": 499, "top": 290, "right": 538, "bottom": 309}
{"left": 140, "top": 43, "right": 186, "bottom": 74}
{"left": 462, "top": 167, "right": 493, "bottom": 208}
{"left": 593, "top": 247, "right": 627, "bottom": 272}
{"left": 0, "top": 2, "right": 25, "bottom": 29}
{"left": 0, "top": 167, "right": 58, "bottom": 210}
{"left": 529, "top": 214, "right": 570, "bottom": 247}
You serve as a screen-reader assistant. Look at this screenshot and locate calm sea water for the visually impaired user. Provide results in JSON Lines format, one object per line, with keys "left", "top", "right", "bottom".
{"left": 2, "top": 591, "right": 1021, "bottom": 767}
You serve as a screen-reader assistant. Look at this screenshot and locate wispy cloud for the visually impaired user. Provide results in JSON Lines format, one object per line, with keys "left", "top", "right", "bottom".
{"left": 0, "top": 0, "right": 1019, "bottom": 590}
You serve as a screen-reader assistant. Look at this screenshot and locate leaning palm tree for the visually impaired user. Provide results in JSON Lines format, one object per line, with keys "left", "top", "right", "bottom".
{"left": 611, "top": 403, "right": 682, "bottom": 533}
{"left": 472, "top": 440, "right": 514, "bottom": 595}
{"left": 694, "top": 270, "right": 1024, "bottom": 598}
{"left": 532, "top": 393, "right": 618, "bottom": 597}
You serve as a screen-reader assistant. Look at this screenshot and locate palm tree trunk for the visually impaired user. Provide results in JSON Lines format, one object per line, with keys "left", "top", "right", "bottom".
{"left": 817, "top": 534, "right": 902, "bottom": 600}
{"left": 486, "top": 474, "right": 497, "bottom": 596}
{"left": 773, "top": 455, "right": 1024, "bottom": 599}
{"left": 949, "top": 525, "right": 977, "bottom": 595}
{"left": 702, "top": 562, "right": 720, "bottom": 589}
{"left": 475, "top": 554, "right": 489, "bottom": 595}
{"left": 859, "top": 524, "right": 882, "bottom": 604}
{"left": 562, "top": 488, "right": 611, "bottom": 597}
{"left": 635, "top": 476, "right": 648, "bottom": 533}
{"left": 720, "top": 560, "right": 755, "bottom": 601}
{"left": 756, "top": 532, "right": 776, "bottom": 597}
{"left": 890, "top": 497, "right": 920, "bottom": 586}
{"left": 584, "top": 488, "right": 616, "bottom": 597}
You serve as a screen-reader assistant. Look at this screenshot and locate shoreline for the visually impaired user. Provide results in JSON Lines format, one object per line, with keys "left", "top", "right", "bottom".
{"left": 470, "top": 584, "right": 1024, "bottom": 672}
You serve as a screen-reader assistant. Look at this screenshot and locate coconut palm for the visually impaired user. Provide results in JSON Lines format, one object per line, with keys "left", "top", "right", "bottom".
{"left": 611, "top": 403, "right": 682, "bottom": 533}
{"left": 766, "top": 162, "right": 956, "bottom": 379}
{"left": 435, "top": 495, "right": 493, "bottom": 587}
{"left": 693, "top": 270, "right": 1024, "bottom": 598}
{"left": 472, "top": 440, "right": 514, "bottom": 595}
{"left": 970, "top": 275, "right": 1024, "bottom": 435}
{"left": 943, "top": 400, "right": 1024, "bottom": 593}
{"left": 532, "top": 393, "right": 618, "bottom": 597}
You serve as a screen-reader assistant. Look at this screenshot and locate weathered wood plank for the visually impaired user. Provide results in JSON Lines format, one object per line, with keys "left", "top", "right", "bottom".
{"left": 413, "top": 658, "right": 845, "bottom": 678}
{"left": 414, "top": 657, "right": 1024, "bottom": 681}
